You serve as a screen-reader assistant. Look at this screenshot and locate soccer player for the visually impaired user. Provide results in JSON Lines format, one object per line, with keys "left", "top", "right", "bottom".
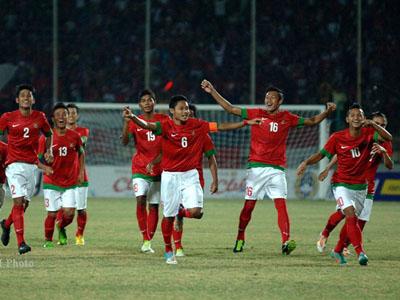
{"left": 0, "top": 84, "right": 53, "bottom": 254}
{"left": 201, "top": 79, "right": 336, "bottom": 255}
{"left": 124, "top": 94, "right": 261, "bottom": 264}
{"left": 0, "top": 141, "right": 7, "bottom": 211}
{"left": 121, "top": 89, "right": 169, "bottom": 253}
{"left": 297, "top": 104, "right": 392, "bottom": 266}
{"left": 66, "top": 103, "right": 90, "bottom": 246}
{"left": 315, "top": 111, "right": 393, "bottom": 253}
{"left": 39, "top": 103, "right": 85, "bottom": 248}
{"left": 172, "top": 103, "right": 218, "bottom": 257}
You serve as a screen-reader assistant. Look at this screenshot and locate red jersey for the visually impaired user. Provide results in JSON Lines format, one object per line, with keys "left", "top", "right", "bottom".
{"left": 321, "top": 127, "right": 376, "bottom": 186}
{"left": 197, "top": 134, "right": 216, "bottom": 188}
{"left": 72, "top": 126, "right": 90, "bottom": 184}
{"left": 129, "top": 113, "right": 169, "bottom": 180}
{"left": 365, "top": 140, "right": 393, "bottom": 195}
{"left": 0, "top": 110, "right": 52, "bottom": 165}
{"left": 241, "top": 108, "right": 304, "bottom": 169}
{"left": 155, "top": 118, "right": 216, "bottom": 172}
{"left": 0, "top": 141, "right": 7, "bottom": 184}
{"left": 38, "top": 129, "right": 83, "bottom": 189}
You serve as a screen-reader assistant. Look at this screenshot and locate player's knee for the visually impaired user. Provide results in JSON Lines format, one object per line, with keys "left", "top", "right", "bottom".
{"left": 190, "top": 208, "right": 203, "bottom": 219}
{"left": 136, "top": 196, "right": 146, "bottom": 205}
{"left": 77, "top": 209, "right": 86, "bottom": 215}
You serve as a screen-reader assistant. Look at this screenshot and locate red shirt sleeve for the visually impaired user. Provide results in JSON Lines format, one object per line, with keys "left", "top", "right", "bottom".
{"left": 0, "top": 113, "right": 8, "bottom": 134}
{"left": 287, "top": 111, "right": 301, "bottom": 127}
{"left": 321, "top": 133, "right": 336, "bottom": 159}
{"left": 37, "top": 135, "right": 46, "bottom": 156}
{"left": 40, "top": 112, "right": 52, "bottom": 136}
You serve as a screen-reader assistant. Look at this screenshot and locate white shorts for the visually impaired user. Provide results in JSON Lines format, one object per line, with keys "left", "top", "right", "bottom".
{"left": 132, "top": 178, "right": 160, "bottom": 204}
{"left": 245, "top": 167, "right": 287, "bottom": 200}
{"left": 76, "top": 186, "right": 88, "bottom": 210}
{"left": 332, "top": 185, "right": 367, "bottom": 214}
{"left": 358, "top": 198, "right": 373, "bottom": 221}
{"left": 0, "top": 184, "right": 5, "bottom": 209}
{"left": 161, "top": 169, "right": 203, "bottom": 217}
{"left": 44, "top": 188, "right": 77, "bottom": 211}
{"left": 6, "top": 162, "right": 37, "bottom": 201}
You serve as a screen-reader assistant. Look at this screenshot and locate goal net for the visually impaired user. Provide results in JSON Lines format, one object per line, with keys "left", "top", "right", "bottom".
{"left": 72, "top": 103, "right": 331, "bottom": 200}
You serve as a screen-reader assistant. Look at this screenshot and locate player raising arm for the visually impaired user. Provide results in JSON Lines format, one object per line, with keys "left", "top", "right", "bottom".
{"left": 124, "top": 95, "right": 260, "bottom": 264}
{"left": 0, "top": 84, "right": 53, "bottom": 254}
{"left": 297, "top": 103, "right": 392, "bottom": 266}
{"left": 201, "top": 79, "right": 336, "bottom": 255}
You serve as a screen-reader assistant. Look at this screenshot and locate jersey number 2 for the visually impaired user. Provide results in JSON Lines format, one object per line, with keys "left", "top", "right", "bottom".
{"left": 23, "top": 127, "right": 30, "bottom": 138}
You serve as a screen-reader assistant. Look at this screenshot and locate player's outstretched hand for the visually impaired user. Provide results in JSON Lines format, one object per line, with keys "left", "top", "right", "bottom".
{"left": 122, "top": 106, "right": 133, "bottom": 120}
{"left": 325, "top": 102, "right": 336, "bottom": 113}
{"left": 42, "top": 165, "right": 53, "bottom": 176}
{"left": 296, "top": 161, "right": 307, "bottom": 176}
{"left": 318, "top": 169, "right": 329, "bottom": 181}
{"left": 44, "top": 151, "right": 54, "bottom": 164}
{"left": 247, "top": 118, "right": 262, "bottom": 125}
{"left": 371, "top": 142, "right": 386, "bottom": 155}
{"left": 210, "top": 181, "right": 218, "bottom": 194}
{"left": 201, "top": 79, "right": 214, "bottom": 94}
{"left": 77, "top": 171, "right": 84, "bottom": 185}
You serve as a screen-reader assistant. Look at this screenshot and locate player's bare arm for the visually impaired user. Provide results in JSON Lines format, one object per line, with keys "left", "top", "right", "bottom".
{"left": 44, "top": 134, "right": 54, "bottom": 163}
{"left": 303, "top": 102, "right": 336, "bottom": 126}
{"left": 121, "top": 106, "right": 131, "bottom": 146}
{"left": 77, "top": 150, "right": 86, "bottom": 185}
{"left": 208, "top": 155, "right": 218, "bottom": 194}
{"left": 217, "top": 118, "right": 262, "bottom": 131}
{"left": 296, "top": 152, "right": 324, "bottom": 176}
{"left": 201, "top": 79, "right": 242, "bottom": 116}
{"left": 362, "top": 119, "right": 392, "bottom": 141}
{"left": 37, "top": 162, "right": 53, "bottom": 176}
{"left": 371, "top": 143, "right": 394, "bottom": 169}
{"left": 318, "top": 154, "right": 337, "bottom": 181}
{"left": 124, "top": 107, "right": 157, "bottom": 131}
{"left": 146, "top": 152, "right": 162, "bottom": 175}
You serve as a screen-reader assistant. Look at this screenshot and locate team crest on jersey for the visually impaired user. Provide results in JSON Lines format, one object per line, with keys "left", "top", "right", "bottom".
{"left": 281, "top": 120, "right": 286, "bottom": 124}
{"left": 70, "top": 143, "right": 74, "bottom": 148}
{"left": 33, "top": 123, "right": 38, "bottom": 128}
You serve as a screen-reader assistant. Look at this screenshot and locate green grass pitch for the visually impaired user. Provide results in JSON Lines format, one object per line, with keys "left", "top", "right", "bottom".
{"left": 0, "top": 197, "right": 399, "bottom": 299}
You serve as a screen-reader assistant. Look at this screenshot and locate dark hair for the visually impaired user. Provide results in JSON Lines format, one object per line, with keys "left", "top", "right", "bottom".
{"left": 66, "top": 103, "right": 80, "bottom": 114}
{"left": 16, "top": 84, "right": 35, "bottom": 98}
{"left": 370, "top": 111, "right": 387, "bottom": 124}
{"left": 52, "top": 102, "right": 69, "bottom": 117}
{"left": 189, "top": 103, "right": 197, "bottom": 118}
{"left": 139, "top": 89, "right": 156, "bottom": 101}
{"left": 265, "top": 86, "right": 284, "bottom": 100}
{"left": 346, "top": 102, "right": 363, "bottom": 116}
{"left": 169, "top": 95, "right": 188, "bottom": 109}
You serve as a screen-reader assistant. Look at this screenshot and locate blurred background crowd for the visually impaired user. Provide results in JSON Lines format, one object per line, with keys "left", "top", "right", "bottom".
{"left": 0, "top": 0, "right": 398, "bottom": 152}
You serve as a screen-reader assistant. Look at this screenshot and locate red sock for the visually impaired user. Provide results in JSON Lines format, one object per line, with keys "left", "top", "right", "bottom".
{"left": 44, "top": 214, "right": 56, "bottom": 241}
{"left": 236, "top": 200, "right": 256, "bottom": 241}
{"left": 59, "top": 211, "right": 74, "bottom": 229}
{"left": 334, "top": 223, "right": 348, "bottom": 253}
{"left": 4, "top": 210, "right": 13, "bottom": 228}
{"left": 345, "top": 215, "right": 364, "bottom": 255}
{"left": 321, "top": 210, "right": 344, "bottom": 238}
{"left": 12, "top": 204, "right": 25, "bottom": 246}
{"left": 56, "top": 209, "right": 63, "bottom": 224}
{"left": 136, "top": 202, "right": 149, "bottom": 241}
{"left": 274, "top": 198, "right": 290, "bottom": 243}
{"left": 172, "top": 227, "right": 183, "bottom": 249}
{"left": 358, "top": 219, "right": 367, "bottom": 231}
{"left": 76, "top": 211, "right": 87, "bottom": 237}
{"left": 178, "top": 207, "right": 192, "bottom": 218}
{"left": 161, "top": 217, "right": 174, "bottom": 252}
{"left": 147, "top": 206, "right": 158, "bottom": 240}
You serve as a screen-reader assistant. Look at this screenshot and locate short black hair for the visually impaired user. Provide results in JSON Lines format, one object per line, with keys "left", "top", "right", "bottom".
{"left": 52, "top": 102, "right": 69, "bottom": 117}
{"left": 370, "top": 111, "right": 387, "bottom": 124}
{"left": 16, "top": 84, "right": 35, "bottom": 98}
{"left": 139, "top": 89, "right": 156, "bottom": 102}
{"left": 189, "top": 103, "right": 197, "bottom": 118}
{"left": 169, "top": 95, "right": 188, "bottom": 109}
{"left": 66, "top": 103, "right": 80, "bottom": 114}
{"left": 346, "top": 102, "right": 363, "bottom": 116}
{"left": 265, "top": 86, "right": 284, "bottom": 100}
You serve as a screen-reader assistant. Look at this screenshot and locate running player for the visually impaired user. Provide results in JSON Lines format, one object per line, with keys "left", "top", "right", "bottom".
{"left": 39, "top": 103, "right": 85, "bottom": 248}
{"left": 66, "top": 103, "right": 90, "bottom": 246}
{"left": 201, "top": 79, "right": 336, "bottom": 255}
{"left": 124, "top": 94, "right": 261, "bottom": 264}
{"left": 297, "top": 103, "right": 392, "bottom": 266}
{"left": 121, "top": 89, "right": 169, "bottom": 253}
{"left": 315, "top": 111, "right": 393, "bottom": 253}
{"left": 0, "top": 84, "right": 53, "bottom": 254}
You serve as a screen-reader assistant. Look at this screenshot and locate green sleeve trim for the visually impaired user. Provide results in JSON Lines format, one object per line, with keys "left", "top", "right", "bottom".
{"left": 44, "top": 131, "right": 52, "bottom": 137}
{"left": 320, "top": 149, "right": 333, "bottom": 160}
{"left": 0, "top": 130, "right": 3, "bottom": 135}
{"left": 366, "top": 193, "right": 374, "bottom": 200}
{"left": 332, "top": 183, "right": 367, "bottom": 191}
{"left": 38, "top": 153, "right": 44, "bottom": 159}
{"left": 78, "top": 146, "right": 84, "bottom": 154}
{"left": 43, "top": 184, "right": 78, "bottom": 191}
{"left": 247, "top": 161, "right": 285, "bottom": 171}
{"left": 204, "top": 149, "right": 216, "bottom": 158}
{"left": 297, "top": 117, "right": 305, "bottom": 128}
{"left": 78, "top": 182, "right": 89, "bottom": 187}
{"left": 373, "top": 131, "right": 379, "bottom": 142}
{"left": 154, "top": 122, "right": 162, "bottom": 136}
{"left": 128, "top": 133, "right": 133, "bottom": 139}
{"left": 132, "top": 173, "right": 161, "bottom": 182}
{"left": 241, "top": 108, "right": 248, "bottom": 119}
